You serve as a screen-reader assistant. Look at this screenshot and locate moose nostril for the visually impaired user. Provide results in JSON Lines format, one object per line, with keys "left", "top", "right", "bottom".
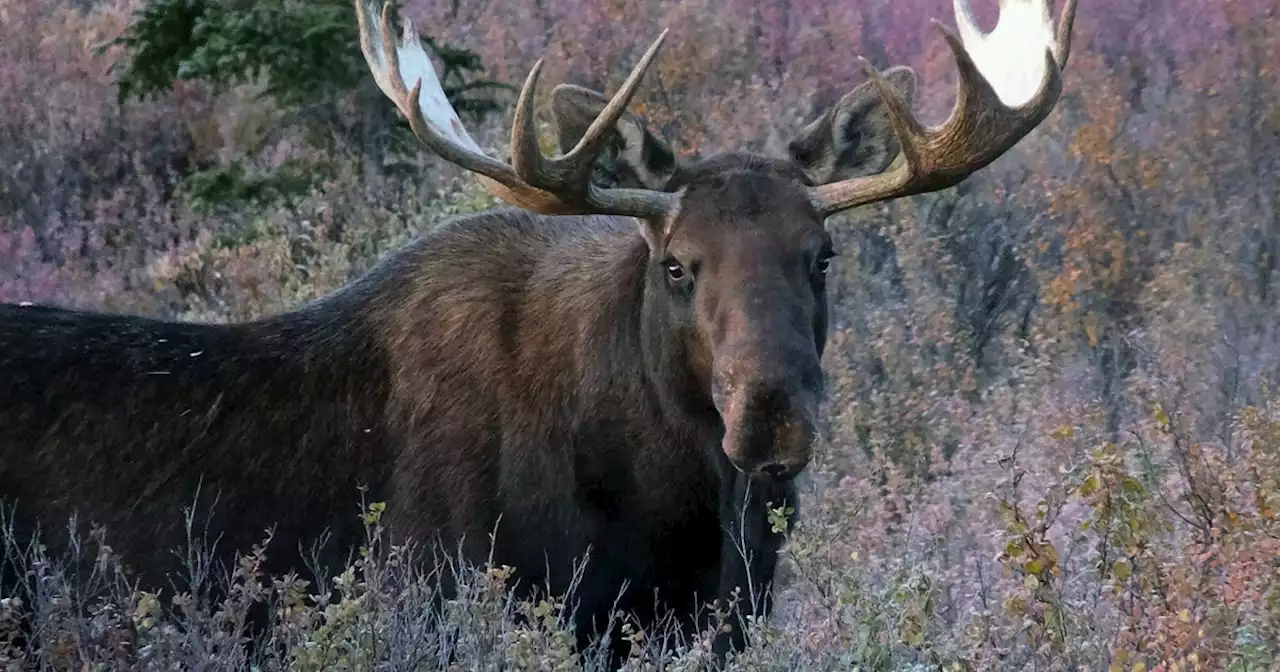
{"left": 758, "top": 461, "right": 790, "bottom": 479}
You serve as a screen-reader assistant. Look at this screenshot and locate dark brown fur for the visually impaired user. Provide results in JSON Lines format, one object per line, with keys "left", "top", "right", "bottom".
{"left": 0, "top": 69, "right": 918, "bottom": 661}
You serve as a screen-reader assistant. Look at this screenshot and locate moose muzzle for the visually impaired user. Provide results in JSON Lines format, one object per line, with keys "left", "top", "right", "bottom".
{"left": 712, "top": 356, "right": 821, "bottom": 482}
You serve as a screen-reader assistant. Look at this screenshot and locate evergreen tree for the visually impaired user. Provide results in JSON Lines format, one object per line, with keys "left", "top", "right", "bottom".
{"left": 103, "top": 0, "right": 510, "bottom": 210}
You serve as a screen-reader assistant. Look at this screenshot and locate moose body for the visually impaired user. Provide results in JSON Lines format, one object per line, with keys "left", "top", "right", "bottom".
{"left": 0, "top": 206, "right": 792, "bottom": 649}
{"left": 1, "top": 0, "right": 1078, "bottom": 662}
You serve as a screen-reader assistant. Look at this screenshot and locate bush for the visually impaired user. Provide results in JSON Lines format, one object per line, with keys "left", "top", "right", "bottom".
{"left": 104, "top": 0, "right": 512, "bottom": 213}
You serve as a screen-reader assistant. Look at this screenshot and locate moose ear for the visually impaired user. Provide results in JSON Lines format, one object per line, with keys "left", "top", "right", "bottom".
{"left": 787, "top": 66, "right": 918, "bottom": 184}
{"left": 547, "top": 84, "right": 680, "bottom": 191}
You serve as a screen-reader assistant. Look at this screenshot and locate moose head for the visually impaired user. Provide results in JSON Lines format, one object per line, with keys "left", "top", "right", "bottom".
{"left": 355, "top": 0, "right": 1076, "bottom": 481}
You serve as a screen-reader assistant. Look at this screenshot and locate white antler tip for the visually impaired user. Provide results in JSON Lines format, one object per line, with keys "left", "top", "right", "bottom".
{"left": 953, "top": 0, "right": 1058, "bottom": 108}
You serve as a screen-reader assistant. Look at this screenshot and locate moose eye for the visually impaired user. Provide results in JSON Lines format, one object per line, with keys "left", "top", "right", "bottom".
{"left": 815, "top": 251, "right": 836, "bottom": 275}
{"left": 665, "top": 260, "right": 686, "bottom": 281}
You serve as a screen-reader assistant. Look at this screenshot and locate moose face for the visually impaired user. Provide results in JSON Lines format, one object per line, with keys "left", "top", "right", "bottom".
{"left": 544, "top": 71, "right": 917, "bottom": 481}
{"left": 662, "top": 166, "right": 831, "bottom": 481}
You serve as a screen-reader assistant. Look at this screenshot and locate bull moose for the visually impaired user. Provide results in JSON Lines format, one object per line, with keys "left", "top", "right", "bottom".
{"left": 0, "top": 0, "right": 1078, "bottom": 662}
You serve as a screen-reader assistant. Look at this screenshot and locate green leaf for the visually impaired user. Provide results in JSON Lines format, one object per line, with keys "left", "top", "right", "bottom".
{"left": 1119, "top": 475, "right": 1146, "bottom": 496}
{"left": 1078, "top": 473, "right": 1101, "bottom": 497}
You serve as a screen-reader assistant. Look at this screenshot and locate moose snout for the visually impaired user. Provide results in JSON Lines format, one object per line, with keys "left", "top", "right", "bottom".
{"left": 753, "top": 455, "right": 809, "bottom": 481}
{"left": 713, "top": 370, "right": 820, "bottom": 482}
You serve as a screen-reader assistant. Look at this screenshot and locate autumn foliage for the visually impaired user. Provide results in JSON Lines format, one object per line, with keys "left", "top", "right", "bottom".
{"left": 2, "top": 0, "right": 1279, "bottom": 668}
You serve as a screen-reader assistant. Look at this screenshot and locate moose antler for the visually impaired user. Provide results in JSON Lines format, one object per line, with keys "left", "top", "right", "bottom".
{"left": 354, "top": 0, "right": 678, "bottom": 219}
{"left": 808, "top": 0, "right": 1078, "bottom": 216}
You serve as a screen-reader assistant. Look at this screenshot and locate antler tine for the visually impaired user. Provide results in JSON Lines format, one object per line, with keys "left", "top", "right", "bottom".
{"left": 511, "top": 31, "right": 670, "bottom": 193}
{"left": 357, "top": 0, "right": 512, "bottom": 183}
{"left": 355, "top": 0, "right": 676, "bottom": 219}
{"left": 809, "top": 0, "right": 1078, "bottom": 216}
{"left": 510, "top": 59, "right": 550, "bottom": 190}
{"left": 1054, "top": 0, "right": 1077, "bottom": 68}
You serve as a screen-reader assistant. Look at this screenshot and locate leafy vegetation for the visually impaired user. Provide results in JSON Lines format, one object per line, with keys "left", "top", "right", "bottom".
{"left": 107, "top": 0, "right": 508, "bottom": 114}
{"left": 103, "top": 0, "right": 511, "bottom": 212}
